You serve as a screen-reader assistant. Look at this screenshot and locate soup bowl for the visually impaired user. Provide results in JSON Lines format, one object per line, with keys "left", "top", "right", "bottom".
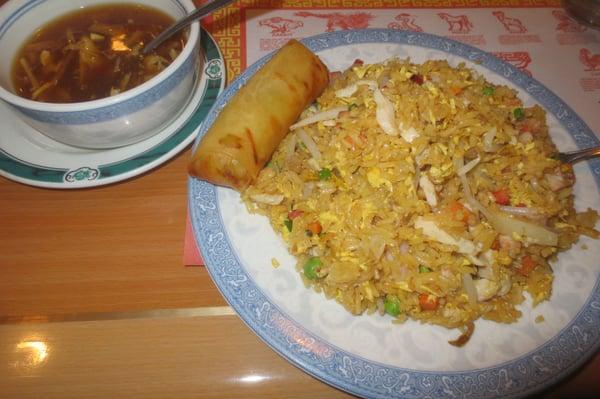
{"left": 0, "top": 0, "right": 200, "bottom": 149}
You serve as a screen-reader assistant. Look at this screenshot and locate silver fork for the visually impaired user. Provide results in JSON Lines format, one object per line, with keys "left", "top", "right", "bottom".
{"left": 556, "top": 146, "right": 600, "bottom": 164}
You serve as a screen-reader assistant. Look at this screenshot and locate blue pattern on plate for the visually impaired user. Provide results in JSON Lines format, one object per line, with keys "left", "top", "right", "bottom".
{"left": 0, "top": 0, "right": 192, "bottom": 125}
{"left": 189, "top": 29, "right": 600, "bottom": 399}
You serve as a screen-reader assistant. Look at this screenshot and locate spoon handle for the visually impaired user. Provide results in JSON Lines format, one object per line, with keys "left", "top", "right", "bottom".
{"left": 558, "top": 146, "right": 600, "bottom": 164}
{"left": 143, "top": 0, "right": 235, "bottom": 54}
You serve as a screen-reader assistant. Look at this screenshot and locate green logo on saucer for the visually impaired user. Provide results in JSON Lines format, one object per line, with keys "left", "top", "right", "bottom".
{"left": 205, "top": 59, "right": 222, "bottom": 80}
{"left": 65, "top": 167, "right": 99, "bottom": 182}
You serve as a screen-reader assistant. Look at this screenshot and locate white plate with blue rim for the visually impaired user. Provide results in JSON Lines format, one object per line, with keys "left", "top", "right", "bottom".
{"left": 189, "top": 29, "right": 600, "bottom": 399}
{"left": 0, "top": 28, "right": 225, "bottom": 189}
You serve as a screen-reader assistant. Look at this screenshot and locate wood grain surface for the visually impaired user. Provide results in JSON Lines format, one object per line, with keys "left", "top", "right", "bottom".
{"left": 0, "top": 150, "right": 228, "bottom": 319}
{"left": 0, "top": 316, "right": 351, "bottom": 399}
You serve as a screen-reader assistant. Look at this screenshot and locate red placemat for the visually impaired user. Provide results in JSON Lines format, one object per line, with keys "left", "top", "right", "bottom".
{"left": 183, "top": 211, "right": 204, "bottom": 266}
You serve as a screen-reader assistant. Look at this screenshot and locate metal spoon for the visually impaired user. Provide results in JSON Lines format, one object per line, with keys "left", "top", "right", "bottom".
{"left": 557, "top": 146, "right": 600, "bottom": 164}
{"left": 143, "top": 0, "right": 235, "bottom": 54}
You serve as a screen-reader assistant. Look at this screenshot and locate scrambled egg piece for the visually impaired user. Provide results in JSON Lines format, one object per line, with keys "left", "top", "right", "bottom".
{"left": 366, "top": 167, "right": 392, "bottom": 191}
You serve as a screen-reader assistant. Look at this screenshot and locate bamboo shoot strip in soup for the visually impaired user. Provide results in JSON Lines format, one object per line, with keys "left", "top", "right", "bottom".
{"left": 11, "top": 3, "right": 186, "bottom": 103}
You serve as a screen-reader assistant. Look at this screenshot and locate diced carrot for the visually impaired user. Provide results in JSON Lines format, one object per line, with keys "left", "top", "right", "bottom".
{"left": 450, "top": 86, "right": 463, "bottom": 95}
{"left": 343, "top": 135, "right": 355, "bottom": 147}
{"left": 447, "top": 201, "right": 470, "bottom": 223}
{"left": 492, "top": 188, "right": 510, "bottom": 205}
{"left": 359, "top": 131, "right": 368, "bottom": 144}
{"left": 419, "top": 293, "right": 439, "bottom": 311}
{"left": 353, "top": 58, "right": 364, "bottom": 66}
{"left": 491, "top": 238, "right": 500, "bottom": 251}
{"left": 307, "top": 221, "right": 323, "bottom": 235}
{"left": 287, "top": 210, "right": 304, "bottom": 219}
{"left": 517, "top": 255, "right": 536, "bottom": 276}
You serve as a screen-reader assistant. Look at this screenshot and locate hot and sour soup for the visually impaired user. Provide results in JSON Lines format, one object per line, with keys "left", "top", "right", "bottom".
{"left": 11, "top": 3, "right": 187, "bottom": 103}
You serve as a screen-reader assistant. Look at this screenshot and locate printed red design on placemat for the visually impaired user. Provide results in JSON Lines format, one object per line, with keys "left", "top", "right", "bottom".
{"left": 579, "top": 77, "right": 600, "bottom": 91}
{"left": 294, "top": 11, "right": 374, "bottom": 32}
{"left": 580, "top": 48, "right": 600, "bottom": 71}
{"left": 447, "top": 35, "right": 486, "bottom": 46}
{"left": 492, "top": 11, "right": 527, "bottom": 34}
{"left": 259, "top": 17, "right": 303, "bottom": 36}
{"left": 492, "top": 51, "right": 533, "bottom": 76}
{"left": 498, "top": 35, "right": 542, "bottom": 45}
{"left": 387, "top": 13, "right": 423, "bottom": 32}
{"left": 260, "top": 38, "right": 294, "bottom": 51}
{"left": 553, "top": 10, "right": 587, "bottom": 33}
{"left": 438, "top": 13, "right": 473, "bottom": 34}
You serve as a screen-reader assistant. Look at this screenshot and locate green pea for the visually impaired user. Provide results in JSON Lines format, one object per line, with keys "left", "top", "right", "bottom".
{"left": 349, "top": 103, "right": 358, "bottom": 110}
{"left": 384, "top": 295, "right": 401, "bottom": 317}
{"left": 513, "top": 107, "right": 525, "bottom": 121}
{"left": 318, "top": 168, "right": 332, "bottom": 181}
{"left": 303, "top": 257, "right": 322, "bottom": 280}
{"left": 419, "top": 265, "right": 431, "bottom": 273}
{"left": 482, "top": 86, "right": 495, "bottom": 96}
{"left": 267, "top": 160, "right": 281, "bottom": 172}
{"left": 284, "top": 218, "right": 293, "bottom": 232}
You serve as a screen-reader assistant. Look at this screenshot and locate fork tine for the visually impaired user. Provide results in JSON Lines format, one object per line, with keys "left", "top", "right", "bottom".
{"left": 557, "top": 146, "right": 600, "bottom": 164}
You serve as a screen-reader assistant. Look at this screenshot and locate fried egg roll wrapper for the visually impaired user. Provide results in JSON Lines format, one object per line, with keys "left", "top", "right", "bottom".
{"left": 188, "top": 39, "right": 329, "bottom": 191}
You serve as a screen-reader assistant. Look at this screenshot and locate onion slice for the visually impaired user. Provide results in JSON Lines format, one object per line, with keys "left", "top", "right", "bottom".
{"left": 290, "top": 106, "right": 347, "bottom": 130}
{"left": 297, "top": 128, "right": 321, "bottom": 160}
{"left": 419, "top": 174, "right": 438, "bottom": 207}
{"left": 250, "top": 194, "right": 284, "bottom": 205}
{"left": 457, "top": 156, "right": 480, "bottom": 176}
{"left": 334, "top": 79, "right": 377, "bottom": 98}
{"left": 373, "top": 88, "right": 398, "bottom": 136}
{"left": 283, "top": 134, "right": 297, "bottom": 161}
{"left": 462, "top": 273, "right": 477, "bottom": 305}
{"left": 482, "top": 127, "right": 498, "bottom": 152}
{"left": 453, "top": 156, "right": 492, "bottom": 220}
{"left": 487, "top": 211, "right": 558, "bottom": 246}
{"left": 498, "top": 205, "right": 543, "bottom": 219}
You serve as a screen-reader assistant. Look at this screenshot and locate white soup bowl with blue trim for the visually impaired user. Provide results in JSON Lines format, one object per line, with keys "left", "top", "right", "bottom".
{"left": 0, "top": 0, "right": 200, "bottom": 149}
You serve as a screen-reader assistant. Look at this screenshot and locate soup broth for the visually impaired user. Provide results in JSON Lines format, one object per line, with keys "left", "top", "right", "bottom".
{"left": 11, "top": 3, "right": 187, "bottom": 103}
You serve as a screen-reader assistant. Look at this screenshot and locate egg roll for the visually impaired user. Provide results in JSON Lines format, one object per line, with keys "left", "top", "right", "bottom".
{"left": 188, "top": 39, "right": 329, "bottom": 191}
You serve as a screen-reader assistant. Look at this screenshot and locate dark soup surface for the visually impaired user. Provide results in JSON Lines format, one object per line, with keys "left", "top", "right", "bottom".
{"left": 11, "top": 3, "right": 186, "bottom": 103}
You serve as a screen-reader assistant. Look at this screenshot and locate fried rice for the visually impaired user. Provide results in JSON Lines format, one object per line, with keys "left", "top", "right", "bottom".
{"left": 241, "top": 58, "right": 599, "bottom": 345}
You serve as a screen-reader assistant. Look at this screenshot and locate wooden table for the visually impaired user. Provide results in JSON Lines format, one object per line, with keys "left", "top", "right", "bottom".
{"left": 1, "top": 0, "right": 599, "bottom": 398}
